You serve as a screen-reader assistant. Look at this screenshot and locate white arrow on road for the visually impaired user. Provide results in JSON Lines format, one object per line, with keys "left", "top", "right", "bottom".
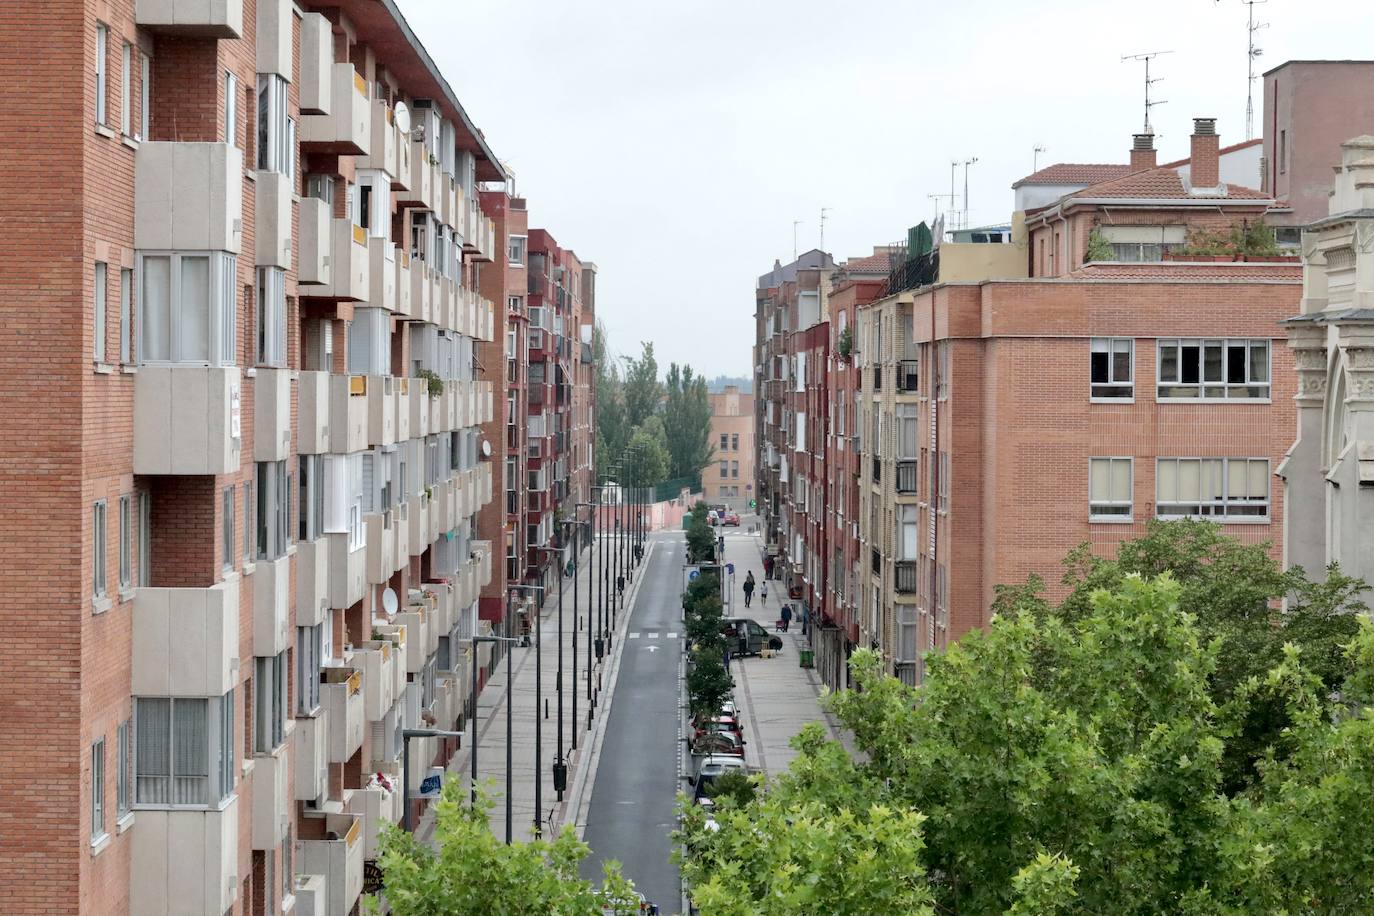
{"left": 646, "top": 645, "right": 659, "bottom": 652}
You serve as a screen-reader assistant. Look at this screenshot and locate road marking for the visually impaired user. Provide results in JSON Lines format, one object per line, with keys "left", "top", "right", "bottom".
{"left": 665, "top": 632, "right": 678, "bottom": 639}
{"left": 628, "top": 632, "right": 641, "bottom": 639}
{"left": 646, "top": 645, "right": 659, "bottom": 653}
{"left": 646, "top": 632, "right": 659, "bottom": 639}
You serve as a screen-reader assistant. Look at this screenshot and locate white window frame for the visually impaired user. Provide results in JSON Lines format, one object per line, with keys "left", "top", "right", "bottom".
{"left": 1090, "top": 337, "right": 1134, "bottom": 401}
{"left": 1155, "top": 457, "right": 1271, "bottom": 522}
{"left": 91, "top": 738, "right": 107, "bottom": 842}
{"left": 137, "top": 251, "right": 237, "bottom": 366}
{"left": 1088, "top": 457, "right": 1134, "bottom": 522}
{"left": 254, "top": 653, "right": 288, "bottom": 753}
{"left": 1156, "top": 338, "right": 1271, "bottom": 402}
{"left": 138, "top": 52, "right": 150, "bottom": 140}
{"left": 119, "top": 267, "right": 133, "bottom": 364}
{"left": 299, "top": 454, "right": 325, "bottom": 542}
{"left": 120, "top": 42, "right": 132, "bottom": 135}
{"left": 116, "top": 718, "right": 131, "bottom": 819}
{"left": 508, "top": 234, "right": 527, "bottom": 267}
{"left": 138, "top": 492, "right": 151, "bottom": 586}
{"left": 94, "top": 261, "right": 107, "bottom": 363}
{"left": 224, "top": 70, "right": 236, "bottom": 146}
{"left": 256, "top": 73, "right": 290, "bottom": 174}
{"left": 297, "top": 624, "right": 322, "bottom": 715}
{"left": 93, "top": 499, "right": 107, "bottom": 600}
{"left": 221, "top": 486, "right": 235, "bottom": 572}
{"left": 95, "top": 23, "right": 108, "bottom": 126}
{"left": 256, "top": 266, "right": 286, "bottom": 367}
{"left": 118, "top": 494, "right": 132, "bottom": 591}
{"left": 133, "top": 693, "right": 235, "bottom": 808}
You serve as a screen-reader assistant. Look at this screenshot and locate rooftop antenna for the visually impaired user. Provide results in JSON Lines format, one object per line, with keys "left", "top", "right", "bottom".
{"left": 927, "top": 193, "right": 944, "bottom": 225}
{"left": 962, "top": 157, "right": 978, "bottom": 232}
{"left": 819, "top": 207, "right": 831, "bottom": 254}
{"left": 949, "top": 161, "right": 958, "bottom": 231}
{"left": 1122, "top": 50, "right": 1173, "bottom": 134}
{"left": 792, "top": 220, "right": 804, "bottom": 262}
{"left": 1033, "top": 144, "right": 1047, "bottom": 173}
{"left": 1243, "top": 0, "right": 1268, "bottom": 140}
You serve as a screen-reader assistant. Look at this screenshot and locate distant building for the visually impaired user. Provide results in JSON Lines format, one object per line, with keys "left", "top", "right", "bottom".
{"left": 707, "top": 386, "right": 755, "bottom": 512}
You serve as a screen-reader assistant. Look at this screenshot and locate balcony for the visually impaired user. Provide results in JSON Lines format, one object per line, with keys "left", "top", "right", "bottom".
{"left": 322, "top": 219, "right": 369, "bottom": 301}
{"left": 300, "top": 63, "right": 370, "bottom": 155}
{"left": 134, "top": 366, "right": 242, "bottom": 475}
{"left": 347, "top": 774, "right": 403, "bottom": 861}
{"left": 295, "top": 710, "right": 328, "bottom": 802}
{"left": 298, "top": 12, "right": 332, "bottom": 115}
{"left": 394, "top": 607, "right": 431, "bottom": 675}
{"left": 364, "top": 511, "right": 395, "bottom": 586}
{"left": 132, "top": 578, "right": 239, "bottom": 697}
{"left": 358, "top": 98, "right": 398, "bottom": 178}
{"left": 298, "top": 369, "right": 330, "bottom": 454}
{"left": 252, "top": 553, "right": 290, "bottom": 655}
{"left": 328, "top": 374, "right": 368, "bottom": 454}
{"left": 298, "top": 196, "right": 331, "bottom": 286}
{"left": 895, "top": 560, "right": 919, "bottom": 595}
{"left": 354, "top": 640, "right": 395, "bottom": 722}
{"left": 296, "top": 537, "right": 329, "bottom": 628}
{"left": 407, "top": 494, "right": 430, "bottom": 557}
{"left": 429, "top": 480, "right": 450, "bottom": 539}
{"left": 322, "top": 667, "right": 364, "bottom": 763}
{"left": 129, "top": 798, "right": 239, "bottom": 916}
{"left": 374, "top": 624, "right": 409, "bottom": 701}
{"left": 251, "top": 744, "right": 290, "bottom": 850}
{"left": 254, "top": 367, "right": 292, "bottom": 462}
{"left": 366, "top": 375, "right": 396, "bottom": 447}
{"left": 135, "top": 0, "right": 241, "bottom": 38}
{"left": 367, "top": 238, "right": 397, "bottom": 312}
{"left": 898, "top": 360, "right": 920, "bottom": 393}
{"left": 409, "top": 384, "right": 431, "bottom": 439}
{"left": 394, "top": 499, "right": 411, "bottom": 562}
{"left": 135, "top": 142, "right": 242, "bottom": 253}
{"left": 896, "top": 460, "right": 919, "bottom": 495}
{"left": 394, "top": 251, "right": 413, "bottom": 318}
{"left": 409, "top": 260, "right": 432, "bottom": 323}
{"left": 394, "top": 377, "right": 411, "bottom": 442}
{"left": 254, "top": 169, "right": 293, "bottom": 270}
{"left": 871, "top": 455, "right": 882, "bottom": 486}
{"left": 401, "top": 140, "right": 434, "bottom": 209}
{"left": 326, "top": 531, "right": 366, "bottom": 611}
{"left": 299, "top": 812, "right": 364, "bottom": 916}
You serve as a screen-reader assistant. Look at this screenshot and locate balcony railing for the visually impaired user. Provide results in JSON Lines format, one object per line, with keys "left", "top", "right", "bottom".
{"left": 896, "top": 460, "right": 918, "bottom": 494}
{"left": 871, "top": 455, "right": 882, "bottom": 485}
{"left": 895, "top": 560, "right": 919, "bottom": 594}
{"left": 898, "top": 360, "right": 920, "bottom": 393}
{"left": 873, "top": 365, "right": 883, "bottom": 391}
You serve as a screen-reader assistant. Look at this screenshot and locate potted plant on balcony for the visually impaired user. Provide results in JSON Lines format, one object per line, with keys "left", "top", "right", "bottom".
{"left": 417, "top": 368, "right": 443, "bottom": 397}
{"left": 836, "top": 325, "right": 853, "bottom": 362}
{"left": 1085, "top": 229, "right": 1114, "bottom": 262}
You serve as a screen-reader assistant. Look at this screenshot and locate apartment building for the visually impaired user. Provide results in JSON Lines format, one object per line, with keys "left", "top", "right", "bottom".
{"left": 1281, "top": 135, "right": 1374, "bottom": 585}
{"left": 1, "top": 2, "right": 506, "bottom": 912}
{"left": 707, "top": 385, "right": 754, "bottom": 512}
{"left": 854, "top": 120, "right": 1298, "bottom": 684}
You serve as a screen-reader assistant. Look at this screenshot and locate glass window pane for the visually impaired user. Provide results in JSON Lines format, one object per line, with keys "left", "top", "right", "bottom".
{"left": 1178, "top": 460, "right": 1200, "bottom": 502}
{"left": 1250, "top": 341, "right": 1269, "bottom": 383}
{"left": 142, "top": 256, "right": 171, "bottom": 361}
{"left": 1111, "top": 459, "right": 1131, "bottom": 502}
{"left": 178, "top": 255, "right": 210, "bottom": 362}
{"left": 1181, "top": 344, "right": 1201, "bottom": 384}
{"left": 1248, "top": 460, "right": 1269, "bottom": 499}
{"left": 1112, "top": 341, "right": 1131, "bottom": 381}
{"left": 1159, "top": 342, "right": 1178, "bottom": 383}
{"left": 1090, "top": 350, "right": 1108, "bottom": 384}
{"left": 1202, "top": 460, "right": 1224, "bottom": 501}
{"left": 1090, "top": 459, "right": 1108, "bottom": 501}
{"left": 1226, "top": 343, "right": 1247, "bottom": 383}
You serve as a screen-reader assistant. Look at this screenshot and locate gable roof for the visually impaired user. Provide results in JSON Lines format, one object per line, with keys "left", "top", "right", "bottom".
{"left": 1071, "top": 166, "right": 1270, "bottom": 201}
{"left": 843, "top": 250, "right": 902, "bottom": 273}
{"left": 1012, "top": 163, "right": 1132, "bottom": 189}
{"left": 1159, "top": 137, "right": 1263, "bottom": 169}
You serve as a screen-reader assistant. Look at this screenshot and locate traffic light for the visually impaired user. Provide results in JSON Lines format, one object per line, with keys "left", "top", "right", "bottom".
{"left": 749, "top": 498, "right": 757, "bottom": 509}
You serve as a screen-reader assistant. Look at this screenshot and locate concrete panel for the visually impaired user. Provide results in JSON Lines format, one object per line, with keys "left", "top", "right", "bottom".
{"left": 255, "top": 0, "right": 291, "bottom": 78}
{"left": 298, "top": 370, "right": 330, "bottom": 454}
{"left": 136, "top": 0, "right": 243, "bottom": 38}
{"left": 253, "top": 554, "right": 290, "bottom": 655}
{"left": 254, "top": 367, "right": 293, "bottom": 462}
{"left": 296, "top": 536, "right": 330, "bottom": 627}
{"left": 133, "top": 578, "right": 238, "bottom": 697}
{"left": 299, "top": 197, "right": 332, "bottom": 286}
{"left": 254, "top": 169, "right": 293, "bottom": 270}
{"left": 299, "top": 13, "right": 332, "bottom": 114}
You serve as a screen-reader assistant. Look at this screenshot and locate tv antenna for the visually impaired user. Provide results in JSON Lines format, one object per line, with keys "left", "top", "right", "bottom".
{"left": 819, "top": 207, "right": 831, "bottom": 253}
{"left": 1122, "top": 50, "right": 1173, "bottom": 134}
{"left": 962, "top": 158, "right": 979, "bottom": 232}
{"left": 1244, "top": 0, "right": 1268, "bottom": 139}
{"left": 792, "top": 219, "right": 804, "bottom": 261}
{"left": 1033, "top": 144, "right": 1047, "bottom": 173}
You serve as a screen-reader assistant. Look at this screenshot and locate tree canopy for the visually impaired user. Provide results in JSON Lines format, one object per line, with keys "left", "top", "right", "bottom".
{"left": 663, "top": 362, "right": 716, "bottom": 482}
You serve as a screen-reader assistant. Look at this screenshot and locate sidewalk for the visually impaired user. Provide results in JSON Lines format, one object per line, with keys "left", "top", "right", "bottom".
{"left": 418, "top": 534, "right": 648, "bottom": 844}
{"left": 714, "top": 525, "right": 854, "bottom": 778}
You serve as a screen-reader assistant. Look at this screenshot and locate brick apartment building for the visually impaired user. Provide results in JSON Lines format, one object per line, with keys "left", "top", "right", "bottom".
{"left": 706, "top": 385, "right": 754, "bottom": 512}
{"left": 0, "top": 0, "right": 611, "bottom": 911}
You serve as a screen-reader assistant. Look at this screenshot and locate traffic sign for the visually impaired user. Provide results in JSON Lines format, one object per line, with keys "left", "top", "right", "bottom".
{"left": 688, "top": 569, "right": 699, "bottom": 581}
{"left": 726, "top": 563, "right": 735, "bottom": 575}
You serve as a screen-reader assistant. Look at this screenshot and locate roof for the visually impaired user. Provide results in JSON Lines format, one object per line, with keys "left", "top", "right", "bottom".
{"left": 1067, "top": 261, "right": 1301, "bottom": 280}
{"left": 1012, "top": 163, "right": 1132, "bottom": 189}
{"left": 1263, "top": 59, "right": 1374, "bottom": 78}
{"left": 757, "top": 249, "right": 834, "bottom": 289}
{"left": 1071, "top": 166, "right": 1270, "bottom": 201}
{"left": 843, "top": 251, "right": 902, "bottom": 273}
{"left": 1159, "top": 137, "right": 1262, "bottom": 169}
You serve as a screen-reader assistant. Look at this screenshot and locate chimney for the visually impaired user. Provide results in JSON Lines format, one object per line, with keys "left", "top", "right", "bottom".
{"left": 1131, "top": 133, "right": 1157, "bottom": 171}
{"left": 1190, "top": 117, "right": 1220, "bottom": 189}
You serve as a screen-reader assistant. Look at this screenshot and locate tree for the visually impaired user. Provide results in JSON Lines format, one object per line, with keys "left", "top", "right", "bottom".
{"left": 371, "top": 784, "right": 641, "bottom": 915}
{"left": 681, "top": 571, "right": 1374, "bottom": 914}
{"left": 663, "top": 362, "right": 716, "bottom": 483}
{"left": 625, "top": 416, "right": 670, "bottom": 490}
{"left": 621, "top": 342, "right": 662, "bottom": 431}
{"left": 593, "top": 322, "right": 628, "bottom": 471}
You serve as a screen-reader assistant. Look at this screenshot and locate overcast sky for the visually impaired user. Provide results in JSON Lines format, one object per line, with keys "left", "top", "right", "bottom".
{"left": 404, "top": 0, "right": 1374, "bottom": 378}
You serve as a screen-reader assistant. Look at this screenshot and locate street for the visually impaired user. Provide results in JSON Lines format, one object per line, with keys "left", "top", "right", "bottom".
{"left": 579, "top": 530, "right": 686, "bottom": 910}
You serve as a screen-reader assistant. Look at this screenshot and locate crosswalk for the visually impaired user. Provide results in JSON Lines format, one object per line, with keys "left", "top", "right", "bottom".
{"left": 627, "top": 632, "right": 677, "bottom": 640}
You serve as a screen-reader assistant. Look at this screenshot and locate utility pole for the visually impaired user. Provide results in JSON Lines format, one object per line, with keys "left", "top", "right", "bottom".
{"left": 1122, "top": 50, "right": 1172, "bottom": 135}
{"left": 1244, "top": 0, "right": 1268, "bottom": 140}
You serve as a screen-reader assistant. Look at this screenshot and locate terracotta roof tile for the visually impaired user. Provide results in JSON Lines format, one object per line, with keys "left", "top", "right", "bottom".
{"left": 843, "top": 251, "right": 902, "bottom": 273}
{"left": 1011, "top": 163, "right": 1132, "bottom": 188}
{"left": 1159, "top": 137, "right": 1263, "bottom": 169}
{"left": 1073, "top": 166, "right": 1270, "bottom": 200}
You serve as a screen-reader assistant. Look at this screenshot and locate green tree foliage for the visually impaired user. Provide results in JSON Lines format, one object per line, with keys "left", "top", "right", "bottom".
{"left": 663, "top": 362, "right": 716, "bottom": 483}
{"left": 686, "top": 506, "right": 718, "bottom": 565}
{"left": 625, "top": 417, "right": 670, "bottom": 489}
{"left": 621, "top": 341, "right": 662, "bottom": 431}
{"left": 370, "top": 784, "right": 641, "bottom": 915}
{"left": 682, "top": 567, "right": 1374, "bottom": 914}
{"left": 593, "top": 321, "right": 628, "bottom": 470}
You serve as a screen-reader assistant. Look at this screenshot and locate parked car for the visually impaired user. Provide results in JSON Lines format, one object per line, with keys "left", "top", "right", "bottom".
{"left": 707, "top": 510, "right": 719, "bottom": 526}
{"left": 722, "top": 617, "right": 785, "bottom": 657}
{"left": 691, "top": 754, "right": 748, "bottom": 803}
{"left": 722, "top": 511, "right": 740, "bottom": 526}
{"left": 692, "top": 716, "right": 743, "bottom": 742}
{"left": 692, "top": 730, "right": 745, "bottom": 758}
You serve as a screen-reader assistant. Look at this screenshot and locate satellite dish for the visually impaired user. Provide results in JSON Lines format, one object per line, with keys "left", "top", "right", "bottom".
{"left": 382, "top": 587, "right": 399, "bottom": 615}
{"left": 394, "top": 101, "right": 411, "bottom": 135}
{"left": 481, "top": 440, "right": 492, "bottom": 458}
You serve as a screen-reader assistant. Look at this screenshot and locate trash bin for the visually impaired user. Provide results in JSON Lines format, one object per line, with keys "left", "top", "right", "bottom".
{"left": 799, "top": 648, "right": 814, "bottom": 669}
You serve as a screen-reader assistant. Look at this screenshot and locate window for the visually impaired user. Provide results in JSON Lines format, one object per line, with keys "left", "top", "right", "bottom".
{"left": 256, "top": 74, "right": 290, "bottom": 173}
{"left": 1279, "top": 129, "right": 1287, "bottom": 175}
{"left": 256, "top": 460, "right": 290, "bottom": 561}
{"left": 92, "top": 738, "right": 106, "bottom": 841}
{"left": 732, "top": 433, "right": 739, "bottom": 451}
{"left": 138, "top": 252, "right": 237, "bottom": 365}
{"left": 243, "top": 480, "right": 254, "bottom": 562}
{"left": 224, "top": 71, "right": 236, "bottom": 146}
{"left": 508, "top": 234, "right": 527, "bottom": 266}
{"left": 138, "top": 492, "right": 151, "bottom": 586}
{"left": 1089, "top": 457, "right": 1133, "bottom": 520}
{"left": 731, "top": 460, "right": 739, "bottom": 478}
{"left": 119, "top": 268, "right": 132, "bottom": 363}
{"left": 93, "top": 500, "right": 107, "bottom": 600}
{"left": 1157, "top": 457, "right": 1270, "bottom": 520}
{"left": 95, "top": 24, "right": 108, "bottom": 125}
{"left": 118, "top": 495, "right": 131, "bottom": 591}
{"left": 138, "top": 53, "right": 149, "bottom": 140}
{"left": 116, "top": 719, "right": 131, "bottom": 818}
{"left": 299, "top": 454, "right": 324, "bottom": 542}
{"left": 94, "top": 261, "right": 107, "bottom": 362}
{"left": 935, "top": 341, "right": 950, "bottom": 400}
{"left": 720, "top": 459, "right": 728, "bottom": 479}
{"left": 135, "top": 694, "right": 234, "bottom": 806}
{"left": 256, "top": 267, "right": 286, "bottom": 367}
{"left": 254, "top": 653, "right": 287, "bottom": 752}
{"left": 1090, "top": 338, "right": 1133, "bottom": 399}
{"left": 297, "top": 624, "right": 322, "bottom": 714}
{"left": 937, "top": 452, "right": 949, "bottom": 512}
{"left": 120, "top": 42, "right": 131, "bottom": 135}
{"left": 1157, "top": 338, "right": 1269, "bottom": 400}
{"left": 720, "top": 433, "right": 728, "bottom": 451}
{"left": 221, "top": 487, "right": 235, "bottom": 571}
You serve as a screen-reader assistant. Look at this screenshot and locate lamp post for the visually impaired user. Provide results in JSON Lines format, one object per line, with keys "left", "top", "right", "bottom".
{"left": 572, "top": 502, "right": 595, "bottom": 743}
{"left": 464, "top": 635, "right": 520, "bottom": 837}
{"left": 400, "top": 727, "right": 465, "bottom": 834}
{"left": 601, "top": 468, "right": 620, "bottom": 664}
{"left": 536, "top": 541, "right": 568, "bottom": 803}
{"left": 509, "top": 583, "right": 544, "bottom": 836}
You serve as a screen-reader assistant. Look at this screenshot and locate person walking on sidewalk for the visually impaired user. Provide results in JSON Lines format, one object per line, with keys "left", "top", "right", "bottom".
{"left": 764, "top": 555, "right": 774, "bottom": 580}
{"left": 742, "top": 571, "right": 755, "bottom": 607}
{"left": 759, "top": 580, "right": 768, "bottom": 606}
{"left": 616, "top": 573, "right": 626, "bottom": 599}
{"left": 780, "top": 603, "right": 793, "bottom": 632}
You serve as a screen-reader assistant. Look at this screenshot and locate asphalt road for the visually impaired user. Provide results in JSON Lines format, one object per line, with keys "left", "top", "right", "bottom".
{"left": 580, "top": 531, "right": 685, "bottom": 912}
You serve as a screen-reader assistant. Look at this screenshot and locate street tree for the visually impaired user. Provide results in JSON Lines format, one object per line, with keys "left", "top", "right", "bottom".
{"left": 663, "top": 362, "right": 716, "bottom": 483}
{"left": 593, "top": 321, "right": 629, "bottom": 469}
{"left": 621, "top": 341, "right": 662, "bottom": 430}
{"left": 626, "top": 417, "right": 671, "bottom": 490}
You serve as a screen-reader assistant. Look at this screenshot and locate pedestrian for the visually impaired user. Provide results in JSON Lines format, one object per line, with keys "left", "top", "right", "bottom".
{"left": 760, "top": 580, "right": 768, "bottom": 605}
{"left": 780, "top": 603, "right": 793, "bottom": 632}
{"left": 616, "top": 573, "right": 625, "bottom": 598}
{"left": 764, "top": 555, "right": 774, "bottom": 580}
{"left": 742, "top": 571, "right": 755, "bottom": 608}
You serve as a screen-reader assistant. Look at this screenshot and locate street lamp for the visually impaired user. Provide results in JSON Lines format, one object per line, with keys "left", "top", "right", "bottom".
{"left": 464, "top": 635, "right": 520, "bottom": 839}
{"left": 572, "top": 502, "right": 597, "bottom": 741}
{"left": 400, "top": 727, "right": 465, "bottom": 833}
{"left": 536, "top": 544, "right": 569, "bottom": 804}
{"left": 600, "top": 469, "right": 622, "bottom": 664}
{"left": 508, "top": 583, "right": 544, "bottom": 838}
